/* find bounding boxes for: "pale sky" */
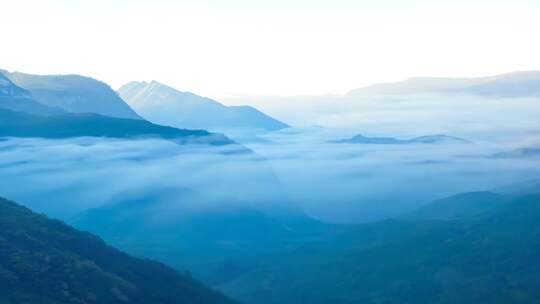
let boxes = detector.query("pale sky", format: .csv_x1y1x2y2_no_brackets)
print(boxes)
1,0,539,98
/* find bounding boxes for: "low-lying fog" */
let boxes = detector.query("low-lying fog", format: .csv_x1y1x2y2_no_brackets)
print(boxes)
1,93,539,223
1,96,539,223
225,94,540,139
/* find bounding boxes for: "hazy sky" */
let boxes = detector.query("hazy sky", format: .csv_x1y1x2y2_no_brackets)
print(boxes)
1,0,539,97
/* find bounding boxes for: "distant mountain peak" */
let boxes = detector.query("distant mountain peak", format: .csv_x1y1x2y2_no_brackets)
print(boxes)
0,71,30,98
347,70,540,97
0,70,64,115
333,133,470,145
3,70,142,119
118,81,289,132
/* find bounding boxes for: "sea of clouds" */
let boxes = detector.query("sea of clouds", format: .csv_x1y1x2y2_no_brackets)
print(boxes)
1,93,539,223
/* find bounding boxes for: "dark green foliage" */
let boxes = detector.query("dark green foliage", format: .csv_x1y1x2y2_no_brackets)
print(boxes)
404,191,506,220
0,108,233,145
70,198,335,284
0,197,234,304
68,190,540,304
215,195,540,304
0,97,64,115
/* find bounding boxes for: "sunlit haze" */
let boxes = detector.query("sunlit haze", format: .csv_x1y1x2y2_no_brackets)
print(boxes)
1,0,540,98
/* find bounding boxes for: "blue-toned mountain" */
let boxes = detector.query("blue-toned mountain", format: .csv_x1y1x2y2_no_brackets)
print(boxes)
3,70,141,119
0,196,234,304
118,81,288,132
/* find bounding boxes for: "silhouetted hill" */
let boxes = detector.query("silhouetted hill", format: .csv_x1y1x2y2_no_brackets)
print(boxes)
70,194,333,283
405,191,506,220
333,134,469,144
185,194,540,304
0,196,234,304
0,108,234,145
495,178,540,196
493,147,540,159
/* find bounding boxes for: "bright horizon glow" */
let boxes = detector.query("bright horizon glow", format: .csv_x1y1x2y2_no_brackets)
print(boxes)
1,0,540,99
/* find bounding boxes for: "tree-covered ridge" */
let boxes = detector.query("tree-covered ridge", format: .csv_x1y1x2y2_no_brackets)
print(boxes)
0,108,234,145
214,195,540,304
0,197,234,304
70,190,540,304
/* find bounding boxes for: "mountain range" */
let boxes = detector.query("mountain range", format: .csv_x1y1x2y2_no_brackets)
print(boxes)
214,193,540,304
118,81,289,132
1,70,141,119
0,196,234,304
333,134,470,144
404,191,506,220
347,71,540,98
2,69,291,134
0,72,63,115
70,196,332,276
0,70,239,146
2,66,540,304
68,186,540,304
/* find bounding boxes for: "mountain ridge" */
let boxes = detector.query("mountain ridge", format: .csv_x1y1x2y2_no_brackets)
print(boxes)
0,72,64,115
332,134,470,144
0,196,234,304
118,80,289,132
0,108,236,146
212,194,540,304
347,71,540,97
2,70,142,119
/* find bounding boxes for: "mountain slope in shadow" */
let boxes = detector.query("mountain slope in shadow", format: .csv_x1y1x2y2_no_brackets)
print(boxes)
0,108,235,146
0,196,234,304
215,194,540,304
